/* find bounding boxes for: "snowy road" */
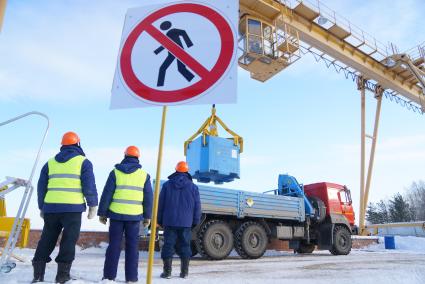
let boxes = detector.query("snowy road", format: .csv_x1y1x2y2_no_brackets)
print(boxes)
2,237,425,283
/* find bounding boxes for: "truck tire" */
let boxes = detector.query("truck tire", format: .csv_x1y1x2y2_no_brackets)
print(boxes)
295,242,315,254
330,226,352,255
197,220,233,260
308,196,326,223
234,221,268,259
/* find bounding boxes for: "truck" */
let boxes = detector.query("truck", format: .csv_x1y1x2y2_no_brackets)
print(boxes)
189,174,356,260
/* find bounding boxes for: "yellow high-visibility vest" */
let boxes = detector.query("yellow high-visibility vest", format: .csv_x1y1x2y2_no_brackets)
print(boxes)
109,169,147,215
44,155,86,204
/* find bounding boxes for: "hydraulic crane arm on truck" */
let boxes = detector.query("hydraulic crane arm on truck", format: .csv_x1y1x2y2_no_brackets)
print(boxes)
189,174,355,260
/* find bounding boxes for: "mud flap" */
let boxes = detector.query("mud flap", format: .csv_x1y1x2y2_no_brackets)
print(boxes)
317,223,334,250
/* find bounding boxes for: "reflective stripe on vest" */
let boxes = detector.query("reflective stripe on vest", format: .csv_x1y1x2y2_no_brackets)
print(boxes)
109,168,147,215
44,155,86,205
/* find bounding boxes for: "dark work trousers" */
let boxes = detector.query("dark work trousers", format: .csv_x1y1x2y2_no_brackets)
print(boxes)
32,212,82,264
103,220,140,282
161,226,192,259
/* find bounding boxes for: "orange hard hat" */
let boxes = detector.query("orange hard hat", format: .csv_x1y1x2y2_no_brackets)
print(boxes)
61,131,80,146
125,146,140,158
175,161,189,173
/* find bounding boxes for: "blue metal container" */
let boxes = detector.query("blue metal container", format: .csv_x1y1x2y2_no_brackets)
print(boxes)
186,135,240,184
384,235,396,249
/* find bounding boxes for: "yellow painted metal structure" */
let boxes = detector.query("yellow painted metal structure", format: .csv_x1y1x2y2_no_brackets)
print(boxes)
0,218,30,248
365,222,425,236
0,197,6,217
0,198,31,249
238,0,425,235
0,0,6,32
239,0,424,109
0,197,28,263
238,15,301,81
184,105,243,155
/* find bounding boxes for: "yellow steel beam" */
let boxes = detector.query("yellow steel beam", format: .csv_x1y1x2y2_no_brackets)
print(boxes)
0,0,6,32
0,198,6,217
358,77,367,234
363,92,383,219
366,222,425,229
240,0,424,108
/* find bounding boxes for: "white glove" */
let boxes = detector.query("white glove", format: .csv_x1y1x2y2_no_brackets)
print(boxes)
87,206,97,219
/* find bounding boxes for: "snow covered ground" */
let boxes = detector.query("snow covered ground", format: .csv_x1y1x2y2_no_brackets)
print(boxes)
1,236,425,284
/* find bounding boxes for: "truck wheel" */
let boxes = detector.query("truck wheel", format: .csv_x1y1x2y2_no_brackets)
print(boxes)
295,242,315,254
330,226,352,255
235,221,268,259
197,220,233,260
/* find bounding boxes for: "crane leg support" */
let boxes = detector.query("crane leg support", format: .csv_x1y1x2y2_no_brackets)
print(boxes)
358,77,384,235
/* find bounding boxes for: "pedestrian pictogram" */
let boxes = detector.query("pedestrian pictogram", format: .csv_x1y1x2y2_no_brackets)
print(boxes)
154,21,195,87
111,1,238,108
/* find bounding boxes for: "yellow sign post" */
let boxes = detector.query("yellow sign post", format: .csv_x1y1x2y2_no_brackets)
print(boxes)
146,106,167,284
0,0,6,32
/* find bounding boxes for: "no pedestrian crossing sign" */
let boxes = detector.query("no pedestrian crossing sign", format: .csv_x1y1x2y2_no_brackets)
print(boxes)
111,0,238,108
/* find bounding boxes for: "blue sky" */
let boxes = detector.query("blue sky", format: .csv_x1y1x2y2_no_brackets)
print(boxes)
1,0,424,230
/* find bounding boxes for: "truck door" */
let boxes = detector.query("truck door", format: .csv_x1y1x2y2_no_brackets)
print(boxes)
338,188,355,225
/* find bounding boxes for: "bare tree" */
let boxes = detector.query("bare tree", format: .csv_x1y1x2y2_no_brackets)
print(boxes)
405,181,425,221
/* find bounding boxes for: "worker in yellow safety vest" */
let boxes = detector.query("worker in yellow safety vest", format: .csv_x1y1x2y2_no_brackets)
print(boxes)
98,146,153,283
32,131,98,284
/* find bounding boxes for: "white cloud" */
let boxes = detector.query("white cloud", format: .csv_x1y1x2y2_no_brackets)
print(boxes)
327,133,425,206
0,1,127,103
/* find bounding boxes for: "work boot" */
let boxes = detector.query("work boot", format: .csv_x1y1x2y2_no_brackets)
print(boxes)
180,258,189,278
31,261,46,283
55,262,72,284
160,258,172,279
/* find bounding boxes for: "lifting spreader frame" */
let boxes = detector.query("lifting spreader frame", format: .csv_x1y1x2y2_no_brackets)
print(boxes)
184,105,243,155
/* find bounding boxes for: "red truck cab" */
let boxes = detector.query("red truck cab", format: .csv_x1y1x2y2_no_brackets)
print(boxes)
304,182,356,229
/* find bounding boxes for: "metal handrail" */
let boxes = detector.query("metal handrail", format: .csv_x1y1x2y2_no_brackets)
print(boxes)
0,111,50,272
279,0,393,61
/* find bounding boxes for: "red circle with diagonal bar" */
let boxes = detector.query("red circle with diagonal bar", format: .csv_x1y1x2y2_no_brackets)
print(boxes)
120,3,235,103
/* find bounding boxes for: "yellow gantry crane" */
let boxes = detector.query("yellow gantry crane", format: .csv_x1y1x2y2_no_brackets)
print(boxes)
238,0,425,235
0,0,6,32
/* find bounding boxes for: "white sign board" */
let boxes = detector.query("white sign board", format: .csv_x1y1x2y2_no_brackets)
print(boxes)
111,0,238,108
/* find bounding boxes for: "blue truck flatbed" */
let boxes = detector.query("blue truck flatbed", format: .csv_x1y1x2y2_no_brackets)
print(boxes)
197,183,306,222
